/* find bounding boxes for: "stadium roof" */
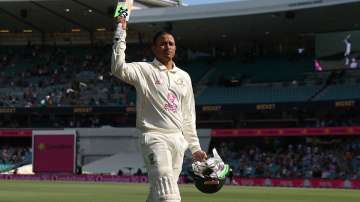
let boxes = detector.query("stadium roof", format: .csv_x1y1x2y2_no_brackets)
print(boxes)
0,0,359,46
0,0,181,33
132,0,360,23
132,0,360,47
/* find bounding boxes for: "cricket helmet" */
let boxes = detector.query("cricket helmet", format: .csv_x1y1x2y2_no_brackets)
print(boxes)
191,148,230,194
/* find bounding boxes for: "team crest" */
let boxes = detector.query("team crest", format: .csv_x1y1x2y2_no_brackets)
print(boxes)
175,79,185,86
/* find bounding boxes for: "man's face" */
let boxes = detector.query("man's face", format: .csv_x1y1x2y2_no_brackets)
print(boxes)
152,34,176,63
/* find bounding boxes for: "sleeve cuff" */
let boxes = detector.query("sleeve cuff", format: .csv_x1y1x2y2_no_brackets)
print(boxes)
190,144,202,154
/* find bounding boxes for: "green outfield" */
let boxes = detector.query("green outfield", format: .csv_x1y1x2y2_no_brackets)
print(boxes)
0,180,360,202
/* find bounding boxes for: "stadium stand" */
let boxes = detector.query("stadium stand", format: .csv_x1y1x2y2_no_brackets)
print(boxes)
196,85,319,105
0,146,32,173
0,44,137,107
314,84,360,101
211,136,360,180
1,45,358,108
206,56,313,84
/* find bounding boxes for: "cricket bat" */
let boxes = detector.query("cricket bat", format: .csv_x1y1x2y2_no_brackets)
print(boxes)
114,0,133,21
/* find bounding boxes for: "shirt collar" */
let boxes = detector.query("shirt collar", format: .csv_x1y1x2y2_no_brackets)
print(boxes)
153,58,178,73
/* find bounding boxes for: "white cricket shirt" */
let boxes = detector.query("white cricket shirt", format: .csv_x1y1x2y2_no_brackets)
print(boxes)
111,31,202,154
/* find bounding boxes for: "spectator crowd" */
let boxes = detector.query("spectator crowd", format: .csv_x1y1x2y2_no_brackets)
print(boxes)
0,145,31,169
213,137,360,180
0,44,135,107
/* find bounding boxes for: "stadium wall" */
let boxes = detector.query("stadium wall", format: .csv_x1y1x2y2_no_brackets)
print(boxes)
77,127,211,173
76,127,210,161
0,128,211,174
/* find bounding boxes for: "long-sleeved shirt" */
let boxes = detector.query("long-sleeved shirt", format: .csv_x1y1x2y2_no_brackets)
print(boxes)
111,31,201,154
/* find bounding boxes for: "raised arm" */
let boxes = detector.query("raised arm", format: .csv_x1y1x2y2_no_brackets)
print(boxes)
111,17,144,86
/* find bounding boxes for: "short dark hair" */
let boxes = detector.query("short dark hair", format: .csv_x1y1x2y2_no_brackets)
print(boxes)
152,30,175,45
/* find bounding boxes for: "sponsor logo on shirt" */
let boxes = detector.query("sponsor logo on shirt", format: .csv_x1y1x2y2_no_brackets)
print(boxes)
164,92,178,113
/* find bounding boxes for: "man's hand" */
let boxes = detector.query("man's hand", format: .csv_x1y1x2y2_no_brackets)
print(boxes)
116,16,127,30
192,150,207,162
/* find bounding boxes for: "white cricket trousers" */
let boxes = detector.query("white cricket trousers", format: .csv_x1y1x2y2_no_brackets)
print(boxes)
139,131,188,202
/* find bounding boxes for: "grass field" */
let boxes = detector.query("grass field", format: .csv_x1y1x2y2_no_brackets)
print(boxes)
0,180,360,202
